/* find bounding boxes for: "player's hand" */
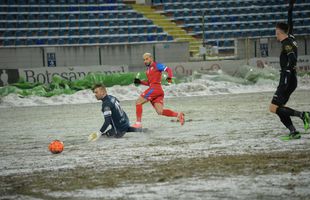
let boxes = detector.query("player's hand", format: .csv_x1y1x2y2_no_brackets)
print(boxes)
88,132,102,142
166,77,172,84
134,78,141,85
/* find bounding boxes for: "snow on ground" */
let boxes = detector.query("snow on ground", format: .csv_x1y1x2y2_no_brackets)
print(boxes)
1,90,310,199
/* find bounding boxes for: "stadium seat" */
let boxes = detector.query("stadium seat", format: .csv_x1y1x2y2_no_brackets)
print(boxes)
15,39,24,46
15,30,24,37
36,39,46,45
89,37,97,44
59,29,67,36
68,37,78,44
89,28,97,35
78,21,88,27
79,38,89,44
167,35,174,41
99,37,108,44
99,28,107,35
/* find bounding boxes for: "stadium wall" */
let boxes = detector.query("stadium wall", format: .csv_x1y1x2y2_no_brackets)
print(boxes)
0,42,189,69
237,36,310,59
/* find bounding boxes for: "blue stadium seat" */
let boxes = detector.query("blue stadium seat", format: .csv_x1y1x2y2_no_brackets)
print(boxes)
167,35,173,41
137,27,144,34
138,35,147,42
67,29,74,36
26,39,35,45
118,28,125,35
57,38,65,45
26,30,33,37
47,38,56,45
48,22,58,28
89,37,97,44
15,30,24,37
78,29,87,36
37,30,45,36
68,37,78,44
99,29,107,35
89,21,97,27
16,22,26,28
79,38,89,44
88,13,96,20
69,21,77,27
89,28,97,35
157,35,164,41
4,39,14,46
156,27,163,33
3,31,15,37
0,14,6,20
17,14,25,20
7,7,17,12
36,39,46,45
58,29,66,36
147,26,156,33
69,0,78,4
15,39,25,46
27,14,36,20
99,37,108,43
109,37,118,43
59,21,67,27
136,20,144,26
79,21,89,27
0,22,5,28
28,0,38,5
47,30,56,36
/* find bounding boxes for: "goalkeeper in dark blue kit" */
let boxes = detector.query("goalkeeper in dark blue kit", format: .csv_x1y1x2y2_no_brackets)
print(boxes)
88,84,140,141
269,0,309,139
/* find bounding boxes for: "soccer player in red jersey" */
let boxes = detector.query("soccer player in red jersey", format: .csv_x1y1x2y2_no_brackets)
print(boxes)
132,53,185,128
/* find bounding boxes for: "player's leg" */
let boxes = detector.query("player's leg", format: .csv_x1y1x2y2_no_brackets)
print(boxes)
274,75,309,130
127,126,142,132
270,84,300,138
153,102,185,125
132,95,148,128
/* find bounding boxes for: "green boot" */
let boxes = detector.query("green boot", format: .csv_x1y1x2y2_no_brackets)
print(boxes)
302,112,310,131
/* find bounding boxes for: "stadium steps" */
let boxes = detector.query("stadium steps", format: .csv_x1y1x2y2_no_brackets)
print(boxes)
130,3,200,57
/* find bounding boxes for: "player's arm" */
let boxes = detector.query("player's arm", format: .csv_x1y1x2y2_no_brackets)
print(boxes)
284,41,297,70
288,0,295,35
134,79,149,86
100,106,112,133
164,67,173,83
156,63,173,83
134,73,149,86
140,80,149,86
279,41,297,88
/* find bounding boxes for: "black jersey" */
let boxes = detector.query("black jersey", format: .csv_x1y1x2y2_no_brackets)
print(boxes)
100,95,129,133
280,35,298,72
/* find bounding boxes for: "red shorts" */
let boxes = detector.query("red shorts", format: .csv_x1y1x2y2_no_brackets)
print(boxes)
141,87,164,105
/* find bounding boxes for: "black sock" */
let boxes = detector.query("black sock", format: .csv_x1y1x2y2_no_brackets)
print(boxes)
276,107,302,118
287,125,297,133
276,111,296,132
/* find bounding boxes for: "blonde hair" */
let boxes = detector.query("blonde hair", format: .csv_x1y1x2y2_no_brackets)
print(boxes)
143,52,152,58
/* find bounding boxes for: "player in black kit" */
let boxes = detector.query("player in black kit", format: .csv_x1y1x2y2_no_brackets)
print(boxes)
269,0,309,139
88,84,141,141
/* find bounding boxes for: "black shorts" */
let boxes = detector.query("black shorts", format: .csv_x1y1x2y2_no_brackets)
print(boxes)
271,71,297,106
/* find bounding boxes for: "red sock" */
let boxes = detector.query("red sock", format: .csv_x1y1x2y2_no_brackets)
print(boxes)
162,109,178,117
136,104,143,122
